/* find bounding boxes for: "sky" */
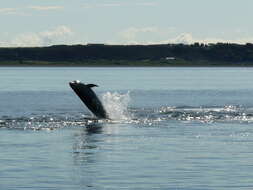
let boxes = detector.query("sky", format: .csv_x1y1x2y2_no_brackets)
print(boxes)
1,0,253,47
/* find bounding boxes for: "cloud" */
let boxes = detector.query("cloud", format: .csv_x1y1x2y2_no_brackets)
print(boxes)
12,34,42,47
119,27,253,45
0,5,63,15
169,33,195,44
39,26,73,45
0,8,19,15
163,33,231,44
5,26,74,47
120,27,194,44
83,1,157,8
28,6,64,11
41,26,72,38
119,27,175,43
166,33,253,45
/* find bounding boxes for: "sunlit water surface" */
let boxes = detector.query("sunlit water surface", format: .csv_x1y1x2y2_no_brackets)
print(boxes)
1,67,253,189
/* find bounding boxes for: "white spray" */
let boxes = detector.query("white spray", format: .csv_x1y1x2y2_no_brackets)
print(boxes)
101,91,131,121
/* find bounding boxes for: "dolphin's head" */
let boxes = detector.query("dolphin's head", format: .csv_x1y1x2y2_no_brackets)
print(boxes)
69,80,81,85
69,80,84,90
69,80,99,90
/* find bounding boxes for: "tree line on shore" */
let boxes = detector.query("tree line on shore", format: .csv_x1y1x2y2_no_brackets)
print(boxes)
0,43,253,64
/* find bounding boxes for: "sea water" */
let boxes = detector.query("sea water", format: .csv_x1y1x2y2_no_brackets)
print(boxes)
1,67,253,189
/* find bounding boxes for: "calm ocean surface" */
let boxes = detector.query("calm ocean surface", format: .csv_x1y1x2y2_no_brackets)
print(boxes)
1,67,253,190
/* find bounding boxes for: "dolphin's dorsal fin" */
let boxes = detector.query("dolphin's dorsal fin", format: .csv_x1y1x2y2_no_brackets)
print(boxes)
86,84,99,88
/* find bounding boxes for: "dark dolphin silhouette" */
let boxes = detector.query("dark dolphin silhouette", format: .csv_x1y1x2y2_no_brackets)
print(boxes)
69,80,108,119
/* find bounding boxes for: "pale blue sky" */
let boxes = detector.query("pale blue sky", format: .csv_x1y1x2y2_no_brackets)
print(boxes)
1,0,253,46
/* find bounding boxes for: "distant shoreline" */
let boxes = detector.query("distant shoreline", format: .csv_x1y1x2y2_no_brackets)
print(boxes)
1,43,253,67
0,60,253,67
1,65,253,67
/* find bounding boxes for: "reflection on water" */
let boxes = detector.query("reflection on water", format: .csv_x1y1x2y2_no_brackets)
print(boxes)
72,123,121,165
72,123,110,189
72,124,102,165
86,124,104,134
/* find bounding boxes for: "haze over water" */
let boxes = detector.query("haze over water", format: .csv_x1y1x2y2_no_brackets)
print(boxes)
1,67,253,189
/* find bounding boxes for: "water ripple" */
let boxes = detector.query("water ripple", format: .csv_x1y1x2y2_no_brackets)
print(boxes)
1,105,253,130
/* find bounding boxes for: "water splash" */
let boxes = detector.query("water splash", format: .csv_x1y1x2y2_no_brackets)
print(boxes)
101,91,131,121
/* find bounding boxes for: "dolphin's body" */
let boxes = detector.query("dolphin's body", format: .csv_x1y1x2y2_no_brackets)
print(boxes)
69,80,108,119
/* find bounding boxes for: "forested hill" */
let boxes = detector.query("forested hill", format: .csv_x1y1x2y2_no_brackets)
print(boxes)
1,43,253,65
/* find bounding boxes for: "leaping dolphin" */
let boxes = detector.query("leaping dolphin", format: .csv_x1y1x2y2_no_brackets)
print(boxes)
69,80,108,119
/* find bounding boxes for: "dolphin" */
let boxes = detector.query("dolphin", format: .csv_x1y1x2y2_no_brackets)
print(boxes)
69,80,108,119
